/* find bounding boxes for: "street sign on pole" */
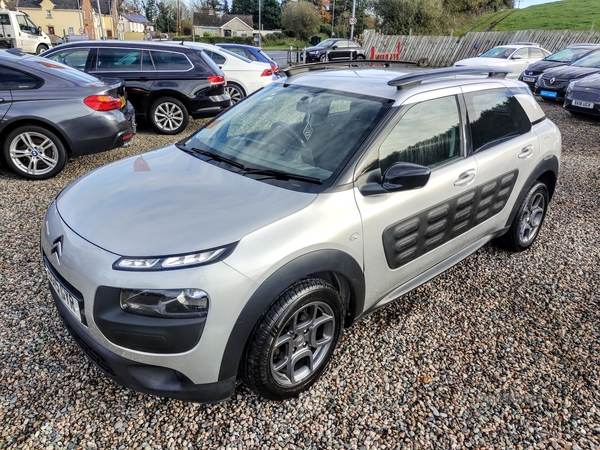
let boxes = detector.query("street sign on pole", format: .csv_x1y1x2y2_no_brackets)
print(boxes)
349,17,357,26
79,27,85,35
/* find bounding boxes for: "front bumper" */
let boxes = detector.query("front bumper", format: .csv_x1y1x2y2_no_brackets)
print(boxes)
564,92,600,116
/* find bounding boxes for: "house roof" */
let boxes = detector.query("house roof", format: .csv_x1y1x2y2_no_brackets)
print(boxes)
193,13,253,29
17,0,113,14
120,12,149,24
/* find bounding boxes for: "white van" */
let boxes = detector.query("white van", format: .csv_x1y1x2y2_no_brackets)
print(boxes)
0,9,52,54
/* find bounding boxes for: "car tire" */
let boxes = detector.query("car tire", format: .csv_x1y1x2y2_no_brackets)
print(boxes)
241,278,344,400
148,97,188,135
3,125,67,180
225,83,245,104
36,44,48,55
497,181,549,252
355,55,365,60
319,54,327,63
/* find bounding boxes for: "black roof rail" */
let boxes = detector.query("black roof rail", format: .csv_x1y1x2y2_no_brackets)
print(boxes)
283,60,416,78
387,67,511,89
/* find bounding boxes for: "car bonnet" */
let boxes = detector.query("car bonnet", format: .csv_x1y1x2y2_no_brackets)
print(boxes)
55,145,317,256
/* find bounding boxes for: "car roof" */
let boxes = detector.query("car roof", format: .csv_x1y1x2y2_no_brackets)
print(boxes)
44,40,199,52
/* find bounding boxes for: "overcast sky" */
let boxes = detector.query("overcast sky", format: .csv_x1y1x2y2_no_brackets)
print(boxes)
515,0,562,8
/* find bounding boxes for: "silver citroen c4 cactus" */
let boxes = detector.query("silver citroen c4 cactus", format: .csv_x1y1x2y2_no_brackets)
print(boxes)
41,64,561,403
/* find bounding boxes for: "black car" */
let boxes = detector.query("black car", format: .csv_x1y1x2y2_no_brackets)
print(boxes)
563,73,600,116
303,38,366,63
534,49,600,101
0,49,133,180
42,41,231,134
519,43,600,90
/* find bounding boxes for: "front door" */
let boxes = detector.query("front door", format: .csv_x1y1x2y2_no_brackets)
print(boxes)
15,14,40,54
355,88,477,310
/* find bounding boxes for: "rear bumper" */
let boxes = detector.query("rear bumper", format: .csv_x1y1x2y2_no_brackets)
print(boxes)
68,110,134,157
50,280,236,403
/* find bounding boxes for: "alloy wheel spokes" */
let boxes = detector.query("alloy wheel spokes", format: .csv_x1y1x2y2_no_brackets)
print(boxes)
10,131,58,175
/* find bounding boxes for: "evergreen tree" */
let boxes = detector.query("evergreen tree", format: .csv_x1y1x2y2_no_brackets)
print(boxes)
253,0,282,30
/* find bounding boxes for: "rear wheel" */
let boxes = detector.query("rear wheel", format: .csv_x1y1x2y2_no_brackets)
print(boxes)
242,279,344,400
497,181,549,252
225,83,245,104
3,125,67,180
148,97,188,134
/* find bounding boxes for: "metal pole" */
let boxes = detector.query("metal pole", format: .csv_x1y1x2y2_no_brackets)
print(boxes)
349,0,356,40
331,0,335,37
258,0,261,47
96,0,105,39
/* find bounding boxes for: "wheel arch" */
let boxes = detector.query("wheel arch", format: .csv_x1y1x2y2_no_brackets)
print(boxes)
503,155,559,230
218,249,365,382
0,118,73,155
145,90,193,115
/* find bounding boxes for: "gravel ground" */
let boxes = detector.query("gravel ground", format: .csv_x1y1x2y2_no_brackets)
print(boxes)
0,102,599,449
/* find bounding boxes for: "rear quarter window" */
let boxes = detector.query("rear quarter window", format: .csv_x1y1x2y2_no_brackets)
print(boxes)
0,66,40,89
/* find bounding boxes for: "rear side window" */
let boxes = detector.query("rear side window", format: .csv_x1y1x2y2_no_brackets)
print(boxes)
206,51,226,65
96,48,150,71
464,88,531,153
151,50,192,70
0,67,40,89
530,48,546,58
379,95,462,173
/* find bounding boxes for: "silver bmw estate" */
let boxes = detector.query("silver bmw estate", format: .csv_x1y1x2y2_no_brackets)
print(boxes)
42,64,561,402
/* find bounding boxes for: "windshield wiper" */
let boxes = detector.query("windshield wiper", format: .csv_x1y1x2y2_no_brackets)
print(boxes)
242,168,323,185
177,144,246,170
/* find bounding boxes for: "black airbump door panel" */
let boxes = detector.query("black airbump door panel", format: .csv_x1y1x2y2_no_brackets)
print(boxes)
382,170,518,269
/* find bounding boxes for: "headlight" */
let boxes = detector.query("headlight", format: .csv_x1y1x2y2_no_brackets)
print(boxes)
120,288,209,318
566,81,576,93
113,245,234,271
310,51,319,54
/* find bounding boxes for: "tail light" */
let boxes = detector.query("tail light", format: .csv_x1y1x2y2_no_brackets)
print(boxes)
84,95,124,111
272,65,279,73
260,68,273,77
208,75,226,85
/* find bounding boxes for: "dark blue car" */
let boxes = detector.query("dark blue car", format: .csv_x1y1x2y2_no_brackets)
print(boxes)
216,43,279,74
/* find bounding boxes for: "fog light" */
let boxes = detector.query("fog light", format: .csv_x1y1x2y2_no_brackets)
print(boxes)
120,288,209,318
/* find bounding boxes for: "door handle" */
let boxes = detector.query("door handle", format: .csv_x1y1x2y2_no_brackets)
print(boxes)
519,145,534,159
454,169,476,187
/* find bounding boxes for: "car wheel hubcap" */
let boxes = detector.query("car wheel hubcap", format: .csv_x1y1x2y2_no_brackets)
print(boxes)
270,301,335,386
519,192,545,244
9,131,58,176
225,86,242,103
154,102,184,132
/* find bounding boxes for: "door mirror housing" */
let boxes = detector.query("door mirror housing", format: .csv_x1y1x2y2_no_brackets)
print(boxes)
332,45,338,50
359,162,431,196
511,54,522,60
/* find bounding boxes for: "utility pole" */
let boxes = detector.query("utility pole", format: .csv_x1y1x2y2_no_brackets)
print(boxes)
177,0,180,36
258,0,261,47
331,0,335,37
96,0,105,39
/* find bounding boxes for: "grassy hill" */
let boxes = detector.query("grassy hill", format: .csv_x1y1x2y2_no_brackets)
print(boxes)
458,0,600,34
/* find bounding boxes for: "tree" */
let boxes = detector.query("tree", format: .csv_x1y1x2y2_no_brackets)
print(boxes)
282,0,321,40
254,0,282,30
372,0,447,35
154,0,177,33
232,0,254,15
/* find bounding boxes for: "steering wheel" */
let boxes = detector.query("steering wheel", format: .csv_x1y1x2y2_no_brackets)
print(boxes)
270,122,306,148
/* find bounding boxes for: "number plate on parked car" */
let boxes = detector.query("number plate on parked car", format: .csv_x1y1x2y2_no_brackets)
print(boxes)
45,265,82,322
523,76,536,83
572,99,594,109
540,90,557,98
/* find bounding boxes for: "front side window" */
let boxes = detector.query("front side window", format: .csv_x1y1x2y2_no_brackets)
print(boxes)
464,88,531,153
480,47,514,59
379,95,462,174
16,15,38,34
513,48,529,59
45,48,90,71
178,84,389,192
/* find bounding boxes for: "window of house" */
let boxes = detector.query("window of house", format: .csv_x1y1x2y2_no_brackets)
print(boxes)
68,27,74,34
379,95,462,173
45,10,52,18
464,88,531,153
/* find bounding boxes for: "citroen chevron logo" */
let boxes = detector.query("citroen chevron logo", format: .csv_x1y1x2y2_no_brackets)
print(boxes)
51,236,64,265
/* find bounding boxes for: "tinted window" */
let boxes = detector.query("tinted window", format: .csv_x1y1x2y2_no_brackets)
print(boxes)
207,51,226,65
464,88,531,153
151,50,192,70
380,96,462,173
0,67,39,89
96,48,144,71
45,48,90,70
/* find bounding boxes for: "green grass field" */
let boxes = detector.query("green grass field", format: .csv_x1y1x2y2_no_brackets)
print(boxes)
469,0,600,32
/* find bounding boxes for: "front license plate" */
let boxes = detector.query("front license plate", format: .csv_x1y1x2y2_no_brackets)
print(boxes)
572,99,594,109
540,90,557,98
45,265,82,322
523,76,536,83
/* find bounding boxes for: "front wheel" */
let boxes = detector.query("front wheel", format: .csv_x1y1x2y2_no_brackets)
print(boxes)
36,44,48,55
242,279,344,400
496,181,549,252
3,125,67,180
148,97,188,134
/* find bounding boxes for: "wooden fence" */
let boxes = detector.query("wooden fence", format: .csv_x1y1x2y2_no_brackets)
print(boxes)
362,29,600,67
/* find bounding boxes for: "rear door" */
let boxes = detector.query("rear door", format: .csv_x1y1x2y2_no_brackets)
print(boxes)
355,88,476,309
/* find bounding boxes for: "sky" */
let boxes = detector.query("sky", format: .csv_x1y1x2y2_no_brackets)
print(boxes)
515,0,562,8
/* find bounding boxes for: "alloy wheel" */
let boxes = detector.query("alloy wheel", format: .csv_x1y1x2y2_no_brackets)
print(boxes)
9,131,59,177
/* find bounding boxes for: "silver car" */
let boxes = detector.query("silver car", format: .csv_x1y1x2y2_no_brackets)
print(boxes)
41,64,561,402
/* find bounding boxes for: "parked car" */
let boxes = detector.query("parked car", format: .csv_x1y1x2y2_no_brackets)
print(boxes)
303,38,366,62
454,44,551,79
42,40,230,134
519,43,600,89
563,73,600,116
180,42,276,104
0,49,133,180
216,43,279,74
534,50,600,101
42,63,561,403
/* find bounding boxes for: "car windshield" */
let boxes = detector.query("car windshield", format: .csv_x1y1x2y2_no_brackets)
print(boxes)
571,52,600,68
479,47,515,59
178,83,390,192
545,47,595,63
315,39,337,48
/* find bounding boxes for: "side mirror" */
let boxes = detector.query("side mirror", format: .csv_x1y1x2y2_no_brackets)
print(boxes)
512,55,522,60
332,45,338,50
37,26,42,35
359,162,431,196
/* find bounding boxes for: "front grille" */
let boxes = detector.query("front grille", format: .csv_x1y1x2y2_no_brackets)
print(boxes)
63,319,117,376
541,77,567,86
571,91,600,102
